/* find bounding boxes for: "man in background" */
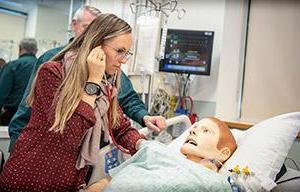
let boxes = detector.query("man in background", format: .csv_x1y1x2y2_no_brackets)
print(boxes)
0,58,6,77
8,6,165,151
0,58,6,69
0,38,37,125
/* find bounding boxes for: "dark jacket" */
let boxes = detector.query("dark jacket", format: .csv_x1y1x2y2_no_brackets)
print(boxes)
8,46,148,151
0,53,37,110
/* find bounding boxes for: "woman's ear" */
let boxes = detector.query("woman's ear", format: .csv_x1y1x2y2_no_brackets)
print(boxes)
220,147,231,161
71,19,77,32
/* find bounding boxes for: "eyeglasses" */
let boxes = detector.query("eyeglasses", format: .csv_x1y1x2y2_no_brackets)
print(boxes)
104,44,133,61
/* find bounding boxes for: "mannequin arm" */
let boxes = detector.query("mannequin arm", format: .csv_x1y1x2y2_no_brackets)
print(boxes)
85,176,111,192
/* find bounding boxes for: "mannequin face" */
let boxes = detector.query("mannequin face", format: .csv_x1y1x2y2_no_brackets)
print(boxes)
180,118,230,163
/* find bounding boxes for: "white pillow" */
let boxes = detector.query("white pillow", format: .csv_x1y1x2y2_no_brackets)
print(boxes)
219,112,300,191
230,128,245,143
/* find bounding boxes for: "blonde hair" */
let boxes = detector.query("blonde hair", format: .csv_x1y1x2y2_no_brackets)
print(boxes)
27,13,132,134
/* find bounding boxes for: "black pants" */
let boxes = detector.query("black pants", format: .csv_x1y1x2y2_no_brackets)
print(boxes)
0,108,17,126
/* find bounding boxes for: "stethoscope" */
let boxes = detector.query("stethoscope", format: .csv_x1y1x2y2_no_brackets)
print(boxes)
102,72,130,154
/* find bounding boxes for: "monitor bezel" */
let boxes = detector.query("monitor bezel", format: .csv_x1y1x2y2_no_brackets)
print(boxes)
159,28,214,76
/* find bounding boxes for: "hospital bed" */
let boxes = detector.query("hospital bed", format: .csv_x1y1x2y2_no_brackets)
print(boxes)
88,113,300,191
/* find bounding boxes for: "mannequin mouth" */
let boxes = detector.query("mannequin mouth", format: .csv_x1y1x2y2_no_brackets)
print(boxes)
185,138,197,146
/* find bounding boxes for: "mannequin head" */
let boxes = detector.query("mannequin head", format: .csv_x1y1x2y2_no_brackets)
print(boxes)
180,117,237,167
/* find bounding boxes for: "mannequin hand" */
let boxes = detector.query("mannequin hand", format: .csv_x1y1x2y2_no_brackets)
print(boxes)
85,177,111,192
143,115,166,132
135,138,147,150
87,46,106,83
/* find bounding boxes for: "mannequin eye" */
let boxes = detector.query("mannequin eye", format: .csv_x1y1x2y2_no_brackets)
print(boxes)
203,128,210,133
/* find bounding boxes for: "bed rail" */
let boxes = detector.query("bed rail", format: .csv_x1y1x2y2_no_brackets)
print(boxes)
139,115,192,137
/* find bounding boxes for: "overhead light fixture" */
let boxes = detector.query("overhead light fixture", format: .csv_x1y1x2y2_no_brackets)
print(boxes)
130,0,185,20
0,0,22,8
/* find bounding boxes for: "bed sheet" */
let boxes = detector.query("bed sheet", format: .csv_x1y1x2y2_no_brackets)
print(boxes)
104,141,232,192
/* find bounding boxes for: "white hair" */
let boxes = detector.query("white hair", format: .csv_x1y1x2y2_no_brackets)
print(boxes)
73,6,101,21
19,38,37,54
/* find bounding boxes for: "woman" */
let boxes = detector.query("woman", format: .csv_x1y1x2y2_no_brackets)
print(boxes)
0,13,145,191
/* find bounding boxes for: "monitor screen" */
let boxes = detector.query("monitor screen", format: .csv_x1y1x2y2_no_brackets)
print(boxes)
159,29,214,75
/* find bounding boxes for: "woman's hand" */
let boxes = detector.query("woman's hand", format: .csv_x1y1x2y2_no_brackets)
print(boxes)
87,46,106,83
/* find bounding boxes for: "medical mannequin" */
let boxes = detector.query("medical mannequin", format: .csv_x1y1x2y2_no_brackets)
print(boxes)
181,117,237,172
86,117,237,192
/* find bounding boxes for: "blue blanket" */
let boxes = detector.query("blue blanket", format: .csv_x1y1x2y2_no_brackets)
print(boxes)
104,141,231,192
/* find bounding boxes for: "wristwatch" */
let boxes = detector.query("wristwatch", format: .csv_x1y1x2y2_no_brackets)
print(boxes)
84,82,102,96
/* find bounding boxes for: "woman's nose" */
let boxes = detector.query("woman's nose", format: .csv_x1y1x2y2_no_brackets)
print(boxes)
119,58,128,64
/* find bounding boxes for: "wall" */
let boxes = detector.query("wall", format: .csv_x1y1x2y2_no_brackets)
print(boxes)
24,5,38,38
34,4,69,55
0,11,26,40
89,0,123,16
158,0,225,103
241,0,300,122
0,0,71,58
215,0,249,121
0,10,26,61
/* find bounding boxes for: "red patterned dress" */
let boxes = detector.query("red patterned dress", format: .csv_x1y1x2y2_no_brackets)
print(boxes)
0,61,142,191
